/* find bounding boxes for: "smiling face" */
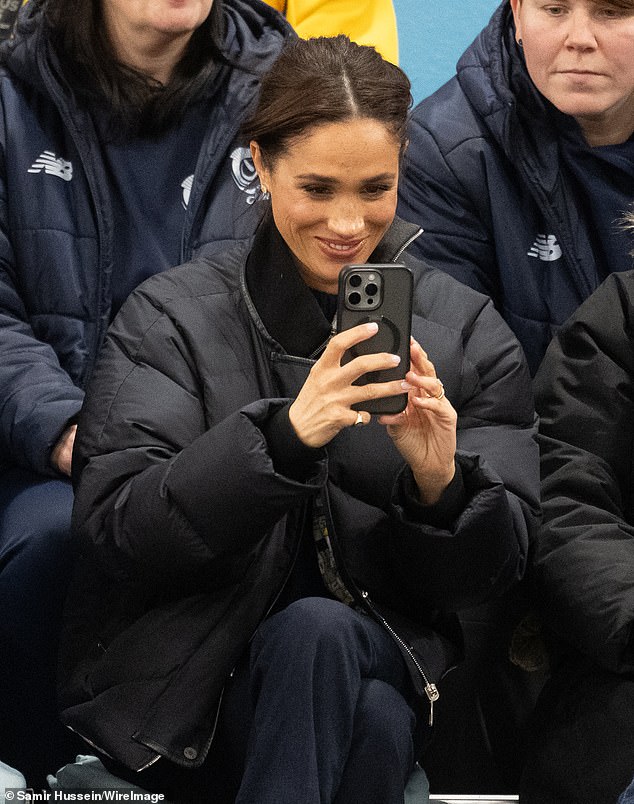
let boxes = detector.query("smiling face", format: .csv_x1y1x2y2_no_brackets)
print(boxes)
510,0,634,144
251,118,400,294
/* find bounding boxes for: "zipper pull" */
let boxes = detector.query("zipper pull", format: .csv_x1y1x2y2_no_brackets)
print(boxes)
425,682,440,726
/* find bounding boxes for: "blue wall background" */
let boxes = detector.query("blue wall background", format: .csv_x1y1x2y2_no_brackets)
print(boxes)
394,0,501,104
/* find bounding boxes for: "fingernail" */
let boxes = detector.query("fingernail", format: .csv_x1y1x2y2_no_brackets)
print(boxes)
390,354,401,365
401,381,414,390
366,322,379,333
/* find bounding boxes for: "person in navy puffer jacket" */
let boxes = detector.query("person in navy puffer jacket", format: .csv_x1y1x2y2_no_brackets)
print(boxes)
0,0,291,788
398,0,634,376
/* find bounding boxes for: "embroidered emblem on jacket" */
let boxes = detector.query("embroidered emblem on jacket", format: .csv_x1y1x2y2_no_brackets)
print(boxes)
230,147,265,205
527,234,562,262
28,151,73,182
181,174,194,209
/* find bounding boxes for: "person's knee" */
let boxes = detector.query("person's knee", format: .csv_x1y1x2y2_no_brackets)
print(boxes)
0,472,75,644
257,597,362,651
338,677,416,799
356,678,416,756
0,472,74,567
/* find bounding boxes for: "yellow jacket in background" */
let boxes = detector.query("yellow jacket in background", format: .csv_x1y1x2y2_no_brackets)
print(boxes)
263,0,399,64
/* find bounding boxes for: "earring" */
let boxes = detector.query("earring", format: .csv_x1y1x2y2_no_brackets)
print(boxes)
260,185,268,196
518,38,523,48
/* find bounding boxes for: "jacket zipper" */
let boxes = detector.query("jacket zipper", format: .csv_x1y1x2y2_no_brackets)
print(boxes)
308,319,337,360
360,590,440,726
319,490,440,727
393,228,424,262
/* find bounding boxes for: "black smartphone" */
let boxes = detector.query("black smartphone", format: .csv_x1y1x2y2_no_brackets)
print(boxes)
336,263,413,415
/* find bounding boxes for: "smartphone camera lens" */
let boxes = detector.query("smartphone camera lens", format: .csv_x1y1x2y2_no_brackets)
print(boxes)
349,274,362,288
348,292,362,306
365,283,378,297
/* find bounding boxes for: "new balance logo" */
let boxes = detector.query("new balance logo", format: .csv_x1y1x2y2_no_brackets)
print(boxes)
181,174,194,209
28,151,73,182
527,234,562,262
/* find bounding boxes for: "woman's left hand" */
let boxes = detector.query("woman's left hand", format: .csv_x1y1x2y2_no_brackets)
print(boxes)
380,338,457,505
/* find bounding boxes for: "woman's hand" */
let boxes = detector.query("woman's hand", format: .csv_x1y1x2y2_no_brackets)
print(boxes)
289,322,408,448
380,338,457,505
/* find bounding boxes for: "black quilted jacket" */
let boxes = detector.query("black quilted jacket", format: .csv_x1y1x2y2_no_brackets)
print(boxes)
59,216,539,771
534,270,634,675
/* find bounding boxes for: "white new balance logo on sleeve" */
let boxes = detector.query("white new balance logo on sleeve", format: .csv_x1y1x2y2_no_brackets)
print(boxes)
527,234,562,262
28,151,73,182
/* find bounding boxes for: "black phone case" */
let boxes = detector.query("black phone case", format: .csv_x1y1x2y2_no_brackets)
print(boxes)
336,264,413,415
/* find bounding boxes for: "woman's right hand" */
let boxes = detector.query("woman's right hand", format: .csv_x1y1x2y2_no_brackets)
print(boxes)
288,322,409,448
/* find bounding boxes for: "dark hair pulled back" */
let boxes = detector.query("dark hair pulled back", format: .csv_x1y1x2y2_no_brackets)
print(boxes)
242,35,412,167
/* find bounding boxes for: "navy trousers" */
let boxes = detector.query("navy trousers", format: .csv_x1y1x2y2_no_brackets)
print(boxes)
234,597,418,804
107,597,419,803
0,467,82,788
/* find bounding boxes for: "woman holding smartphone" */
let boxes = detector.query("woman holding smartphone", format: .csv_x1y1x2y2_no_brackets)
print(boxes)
59,36,539,803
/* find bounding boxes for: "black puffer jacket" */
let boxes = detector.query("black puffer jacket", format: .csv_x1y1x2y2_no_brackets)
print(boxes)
534,270,634,675
60,216,539,772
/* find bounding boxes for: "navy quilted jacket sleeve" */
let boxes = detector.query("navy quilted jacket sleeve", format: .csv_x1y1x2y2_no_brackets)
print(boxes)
0,78,85,476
